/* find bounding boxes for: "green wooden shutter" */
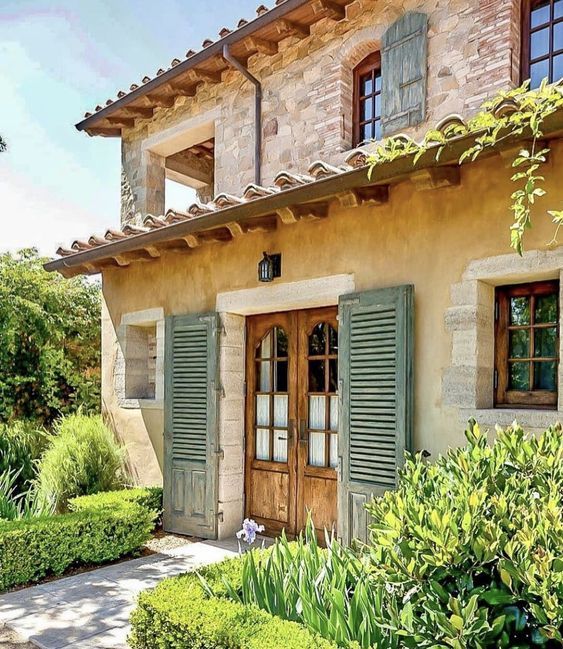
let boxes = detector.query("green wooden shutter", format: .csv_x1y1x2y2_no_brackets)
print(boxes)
381,12,428,136
338,285,414,545
163,313,219,538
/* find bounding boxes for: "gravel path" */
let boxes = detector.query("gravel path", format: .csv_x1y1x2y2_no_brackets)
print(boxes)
0,624,35,648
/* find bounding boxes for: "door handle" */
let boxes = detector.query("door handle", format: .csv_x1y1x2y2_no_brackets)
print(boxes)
299,419,307,444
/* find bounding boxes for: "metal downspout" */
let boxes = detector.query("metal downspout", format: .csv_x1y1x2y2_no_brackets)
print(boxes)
222,45,262,186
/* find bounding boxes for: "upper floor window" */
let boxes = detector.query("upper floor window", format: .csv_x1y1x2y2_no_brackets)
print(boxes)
353,52,382,146
523,0,563,88
495,280,559,408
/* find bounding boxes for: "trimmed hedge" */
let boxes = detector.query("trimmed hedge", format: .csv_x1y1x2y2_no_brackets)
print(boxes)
129,557,338,649
0,487,160,591
70,486,163,517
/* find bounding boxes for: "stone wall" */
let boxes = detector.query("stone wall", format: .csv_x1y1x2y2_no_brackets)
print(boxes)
120,0,522,222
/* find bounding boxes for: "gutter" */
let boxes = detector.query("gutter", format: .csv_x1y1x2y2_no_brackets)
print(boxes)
75,0,312,133
222,45,262,186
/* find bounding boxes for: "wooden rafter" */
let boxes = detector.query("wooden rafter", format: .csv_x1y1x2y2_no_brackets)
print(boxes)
244,36,278,55
275,18,310,38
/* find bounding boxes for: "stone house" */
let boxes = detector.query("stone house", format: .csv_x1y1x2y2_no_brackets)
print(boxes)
46,0,563,542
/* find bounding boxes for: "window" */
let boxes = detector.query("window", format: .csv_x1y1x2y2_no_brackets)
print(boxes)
115,308,165,408
124,324,157,400
523,0,563,88
495,281,559,408
353,52,382,146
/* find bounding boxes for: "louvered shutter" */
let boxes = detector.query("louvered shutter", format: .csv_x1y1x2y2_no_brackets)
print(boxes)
381,12,428,136
163,313,219,538
338,285,414,545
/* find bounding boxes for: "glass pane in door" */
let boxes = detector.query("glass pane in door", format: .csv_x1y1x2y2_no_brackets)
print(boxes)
254,326,289,463
306,323,338,468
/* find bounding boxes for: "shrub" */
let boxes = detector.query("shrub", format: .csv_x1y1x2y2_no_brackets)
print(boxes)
366,420,563,648
70,486,163,518
212,522,391,649
0,488,157,591
0,420,49,496
35,414,127,512
129,557,338,649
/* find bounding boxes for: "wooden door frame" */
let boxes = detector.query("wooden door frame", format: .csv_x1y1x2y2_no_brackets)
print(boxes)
244,307,338,538
244,311,298,537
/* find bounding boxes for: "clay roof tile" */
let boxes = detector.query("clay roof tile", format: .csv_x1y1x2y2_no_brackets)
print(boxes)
165,209,191,224
243,183,279,200
122,223,149,235
273,171,314,190
214,193,245,208
88,235,108,247
104,229,128,241
307,160,344,180
344,148,369,168
143,214,167,229
71,240,93,252
187,201,217,217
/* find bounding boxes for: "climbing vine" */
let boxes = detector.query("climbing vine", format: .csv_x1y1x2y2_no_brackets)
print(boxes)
367,80,563,255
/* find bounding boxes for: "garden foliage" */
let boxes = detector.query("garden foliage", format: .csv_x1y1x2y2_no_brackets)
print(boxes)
138,421,563,648
366,420,563,648
0,487,158,591
129,558,338,649
0,248,101,425
35,414,127,513
212,523,391,648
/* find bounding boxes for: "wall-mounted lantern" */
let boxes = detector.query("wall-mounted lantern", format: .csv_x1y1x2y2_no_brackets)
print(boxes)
258,252,281,283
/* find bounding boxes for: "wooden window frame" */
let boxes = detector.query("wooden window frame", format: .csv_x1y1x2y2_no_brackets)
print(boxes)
494,280,560,408
521,0,563,85
352,52,382,147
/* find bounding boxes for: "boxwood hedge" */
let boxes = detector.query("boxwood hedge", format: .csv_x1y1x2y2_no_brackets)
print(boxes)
129,556,339,649
0,487,162,591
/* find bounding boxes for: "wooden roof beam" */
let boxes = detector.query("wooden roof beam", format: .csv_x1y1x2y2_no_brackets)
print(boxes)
145,94,176,108
411,166,460,190
106,116,136,128
121,106,155,119
275,19,310,39
185,68,222,84
277,202,328,224
311,0,346,19
244,36,278,55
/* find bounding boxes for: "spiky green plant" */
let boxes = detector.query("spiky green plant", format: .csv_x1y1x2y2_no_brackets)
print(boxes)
207,520,394,649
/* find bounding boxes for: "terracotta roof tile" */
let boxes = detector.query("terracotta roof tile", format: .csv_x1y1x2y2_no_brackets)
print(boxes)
243,183,279,199
143,214,168,229
122,223,149,235
214,193,246,208
274,170,314,190
187,201,217,217
344,148,369,168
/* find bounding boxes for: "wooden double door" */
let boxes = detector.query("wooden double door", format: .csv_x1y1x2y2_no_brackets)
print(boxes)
245,307,339,538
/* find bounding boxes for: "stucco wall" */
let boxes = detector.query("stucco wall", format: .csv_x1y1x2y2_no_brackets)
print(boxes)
120,0,521,220
102,139,563,489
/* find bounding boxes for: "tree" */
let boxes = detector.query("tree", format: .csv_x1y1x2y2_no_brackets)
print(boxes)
0,249,101,425
0,135,6,152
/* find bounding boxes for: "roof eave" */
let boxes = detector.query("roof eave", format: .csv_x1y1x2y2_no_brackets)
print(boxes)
75,0,312,134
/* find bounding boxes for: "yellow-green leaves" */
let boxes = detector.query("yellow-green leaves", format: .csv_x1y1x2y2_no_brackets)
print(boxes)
366,80,563,256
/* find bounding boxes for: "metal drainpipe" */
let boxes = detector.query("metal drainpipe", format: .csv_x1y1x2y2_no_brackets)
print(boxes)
222,44,262,186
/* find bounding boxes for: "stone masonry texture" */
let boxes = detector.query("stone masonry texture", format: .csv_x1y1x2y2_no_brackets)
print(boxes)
120,0,522,223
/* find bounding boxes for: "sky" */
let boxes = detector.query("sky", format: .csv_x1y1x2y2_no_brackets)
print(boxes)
0,0,259,256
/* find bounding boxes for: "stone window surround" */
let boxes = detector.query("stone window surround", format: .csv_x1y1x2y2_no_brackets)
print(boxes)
215,273,355,538
115,307,165,410
443,247,563,430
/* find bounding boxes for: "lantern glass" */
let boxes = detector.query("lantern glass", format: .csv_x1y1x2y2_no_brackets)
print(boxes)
258,253,273,282
258,252,281,283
